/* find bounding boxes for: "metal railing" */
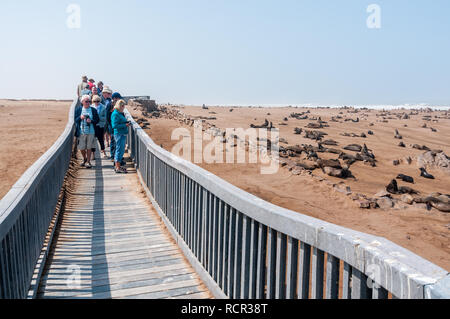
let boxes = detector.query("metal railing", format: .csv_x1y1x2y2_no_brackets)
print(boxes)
125,106,449,299
0,99,77,299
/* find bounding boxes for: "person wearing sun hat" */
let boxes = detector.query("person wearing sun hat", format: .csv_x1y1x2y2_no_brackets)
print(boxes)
101,86,112,103
102,86,113,149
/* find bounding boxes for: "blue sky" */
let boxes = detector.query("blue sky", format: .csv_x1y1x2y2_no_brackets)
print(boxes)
0,0,449,105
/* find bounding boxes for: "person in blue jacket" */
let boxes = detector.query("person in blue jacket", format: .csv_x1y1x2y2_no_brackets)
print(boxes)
111,99,130,173
107,92,123,160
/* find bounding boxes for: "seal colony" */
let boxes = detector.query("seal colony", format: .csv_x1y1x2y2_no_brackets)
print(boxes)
129,101,450,270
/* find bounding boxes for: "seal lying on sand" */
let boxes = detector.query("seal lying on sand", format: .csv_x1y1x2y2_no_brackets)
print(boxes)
251,119,274,129
322,166,353,179
420,167,435,179
413,144,430,151
386,179,418,194
317,159,342,169
321,139,339,146
304,130,327,141
414,195,450,212
396,174,414,183
343,144,362,152
294,127,303,135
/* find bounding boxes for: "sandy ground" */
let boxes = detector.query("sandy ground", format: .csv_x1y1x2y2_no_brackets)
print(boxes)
131,104,450,271
0,100,71,200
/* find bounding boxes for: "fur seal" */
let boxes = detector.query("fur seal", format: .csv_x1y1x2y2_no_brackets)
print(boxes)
396,174,414,183
420,167,435,179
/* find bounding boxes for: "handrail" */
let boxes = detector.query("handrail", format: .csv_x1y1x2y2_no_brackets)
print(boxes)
0,98,77,299
125,104,449,299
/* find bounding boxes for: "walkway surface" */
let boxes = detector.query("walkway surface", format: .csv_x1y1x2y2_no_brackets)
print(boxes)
38,150,211,299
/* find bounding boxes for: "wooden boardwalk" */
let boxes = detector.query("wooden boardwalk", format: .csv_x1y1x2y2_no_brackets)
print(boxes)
38,150,211,299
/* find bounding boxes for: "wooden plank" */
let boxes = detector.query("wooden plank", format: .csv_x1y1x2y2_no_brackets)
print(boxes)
126,285,207,299
166,291,212,299
49,242,174,258
48,245,178,263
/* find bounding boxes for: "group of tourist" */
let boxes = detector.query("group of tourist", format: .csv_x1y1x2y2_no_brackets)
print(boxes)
75,76,130,174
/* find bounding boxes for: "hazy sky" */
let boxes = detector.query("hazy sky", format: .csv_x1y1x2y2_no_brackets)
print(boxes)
0,0,449,105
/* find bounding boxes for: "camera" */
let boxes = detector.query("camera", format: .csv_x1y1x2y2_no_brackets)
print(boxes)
84,114,91,127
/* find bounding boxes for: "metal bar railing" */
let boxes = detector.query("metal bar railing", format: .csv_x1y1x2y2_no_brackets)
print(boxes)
0,99,77,299
125,104,449,299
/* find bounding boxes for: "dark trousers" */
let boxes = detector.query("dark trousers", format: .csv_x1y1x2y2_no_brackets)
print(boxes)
91,126,105,154
95,126,105,151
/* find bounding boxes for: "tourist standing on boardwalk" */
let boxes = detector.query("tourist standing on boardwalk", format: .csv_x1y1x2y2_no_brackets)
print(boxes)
111,99,130,174
88,78,95,90
107,92,123,160
97,81,104,95
75,95,100,168
91,95,107,159
102,87,113,148
77,76,88,98
91,86,98,98
80,83,92,98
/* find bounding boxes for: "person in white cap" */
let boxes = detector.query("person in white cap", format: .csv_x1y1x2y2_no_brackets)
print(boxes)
102,86,113,148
